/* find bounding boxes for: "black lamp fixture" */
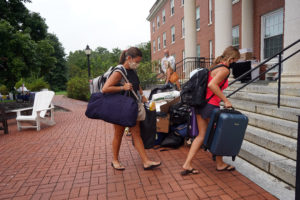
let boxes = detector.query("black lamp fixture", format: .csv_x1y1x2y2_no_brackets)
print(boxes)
85,45,91,78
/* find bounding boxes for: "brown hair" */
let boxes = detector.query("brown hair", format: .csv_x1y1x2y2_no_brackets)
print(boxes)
119,47,143,64
210,46,240,69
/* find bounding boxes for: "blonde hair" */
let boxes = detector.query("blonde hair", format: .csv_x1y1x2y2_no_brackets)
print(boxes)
210,46,240,69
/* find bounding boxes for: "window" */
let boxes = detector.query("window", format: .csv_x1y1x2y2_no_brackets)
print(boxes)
196,7,200,30
181,18,185,38
171,26,175,43
209,0,212,24
153,40,156,53
232,26,239,49
209,40,213,64
232,0,240,4
157,16,160,29
170,0,175,16
262,9,283,59
162,9,166,24
181,0,184,6
197,45,200,57
152,21,155,33
163,32,166,48
158,37,161,51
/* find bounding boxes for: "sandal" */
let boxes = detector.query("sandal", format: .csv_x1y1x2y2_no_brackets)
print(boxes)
144,162,161,170
111,162,125,170
216,164,235,171
180,168,199,176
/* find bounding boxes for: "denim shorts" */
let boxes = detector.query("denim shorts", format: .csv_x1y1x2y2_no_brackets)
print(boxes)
194,103,220,119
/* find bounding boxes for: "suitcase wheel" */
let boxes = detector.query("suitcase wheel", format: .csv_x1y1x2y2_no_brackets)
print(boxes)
232,156,236,161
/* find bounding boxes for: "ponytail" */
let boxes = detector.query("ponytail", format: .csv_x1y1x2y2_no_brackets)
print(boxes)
119,50,127,64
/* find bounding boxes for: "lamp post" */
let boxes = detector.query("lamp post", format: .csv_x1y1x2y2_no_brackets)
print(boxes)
85,45,91,78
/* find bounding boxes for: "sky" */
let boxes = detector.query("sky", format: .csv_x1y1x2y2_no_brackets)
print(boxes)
25,0,157,54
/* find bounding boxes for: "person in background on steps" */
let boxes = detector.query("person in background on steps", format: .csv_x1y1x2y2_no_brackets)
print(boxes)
181,46,240,176
102,47,161,171
161,49,181,90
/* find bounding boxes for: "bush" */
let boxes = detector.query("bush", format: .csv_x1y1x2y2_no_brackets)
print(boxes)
14,78,25,90
67,77,89,101
27,78,50,91
0,85,8,95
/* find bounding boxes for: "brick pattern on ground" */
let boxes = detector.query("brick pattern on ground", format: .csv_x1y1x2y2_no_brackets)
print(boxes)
0,95,278,200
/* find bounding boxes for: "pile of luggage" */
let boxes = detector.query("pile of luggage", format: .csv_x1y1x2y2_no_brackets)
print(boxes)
142,82,248,161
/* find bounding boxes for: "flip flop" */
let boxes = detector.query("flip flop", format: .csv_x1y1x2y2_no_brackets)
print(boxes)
216,164,235,171
111,162,125,170
144,162,161,170
180,168,199,176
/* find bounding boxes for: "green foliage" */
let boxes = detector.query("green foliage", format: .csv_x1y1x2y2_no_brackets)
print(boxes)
0,1,66,93
67,77,89,101
0,85,9,95
14,78,25,90
137,61,158,88
27,78,50,91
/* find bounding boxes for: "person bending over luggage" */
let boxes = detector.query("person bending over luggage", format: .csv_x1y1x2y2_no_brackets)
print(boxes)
102,47,161,171
181,46,240,175
165,62,181,91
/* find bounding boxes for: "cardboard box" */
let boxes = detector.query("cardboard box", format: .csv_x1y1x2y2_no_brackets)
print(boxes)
156,114,170,133
239,48,253,61
240,52,253,61
156,96,180,133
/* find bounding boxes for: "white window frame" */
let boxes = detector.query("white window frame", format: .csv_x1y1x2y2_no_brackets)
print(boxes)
209,0,212,25
232,25,240,49
209,40,213,64
158,37,161,51
153,40,156,53
181,0,184,6
181,18,185,38
157,16,160,29
260,8,283,60
171,26,175,44
152,21,155,33
162,9,166,24
197,45,201,57
196,7,200,31
170,0,175,16
163,32,166,48
232,0,240,4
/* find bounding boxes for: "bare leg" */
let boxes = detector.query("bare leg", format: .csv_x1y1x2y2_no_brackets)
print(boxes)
182,115,209,170
175,80,181,90
112,124,125,169
216,156,235,170
130,121,161,168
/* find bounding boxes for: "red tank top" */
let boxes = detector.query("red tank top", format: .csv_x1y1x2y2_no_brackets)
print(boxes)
206,72,229,106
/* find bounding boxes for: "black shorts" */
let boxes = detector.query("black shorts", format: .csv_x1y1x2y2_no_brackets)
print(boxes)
194,103,219,119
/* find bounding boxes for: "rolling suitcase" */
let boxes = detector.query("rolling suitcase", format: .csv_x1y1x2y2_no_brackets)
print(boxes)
203,108,248,161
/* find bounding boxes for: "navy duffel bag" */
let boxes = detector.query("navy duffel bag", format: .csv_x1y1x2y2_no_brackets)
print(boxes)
85,92,138,127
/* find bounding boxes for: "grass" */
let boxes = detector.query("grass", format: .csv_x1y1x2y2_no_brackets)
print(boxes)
55,91,67,95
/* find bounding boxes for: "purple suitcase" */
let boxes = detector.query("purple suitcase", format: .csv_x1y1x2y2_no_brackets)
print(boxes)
189,107,198,137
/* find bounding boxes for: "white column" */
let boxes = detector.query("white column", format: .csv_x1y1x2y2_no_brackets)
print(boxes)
282,0,300,84
215,0,232,57
241,0,253,49
184,0,196,58
184,0,197,77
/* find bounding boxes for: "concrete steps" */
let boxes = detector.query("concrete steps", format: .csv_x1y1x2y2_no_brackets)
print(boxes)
222,83,299,189
239,140,296,187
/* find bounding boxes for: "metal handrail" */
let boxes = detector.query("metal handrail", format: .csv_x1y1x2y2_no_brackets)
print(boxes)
226,39,300,108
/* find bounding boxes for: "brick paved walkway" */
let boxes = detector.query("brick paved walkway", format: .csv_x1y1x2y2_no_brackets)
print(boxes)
0,95,278,200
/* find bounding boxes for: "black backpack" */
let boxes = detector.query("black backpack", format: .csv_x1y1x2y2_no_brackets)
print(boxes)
169,102,190,126
180,64,229,107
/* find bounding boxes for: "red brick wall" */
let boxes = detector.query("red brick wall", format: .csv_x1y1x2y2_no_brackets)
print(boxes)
150,0,184,64
232,1,241,50
196,0,215,59
253,0,285,60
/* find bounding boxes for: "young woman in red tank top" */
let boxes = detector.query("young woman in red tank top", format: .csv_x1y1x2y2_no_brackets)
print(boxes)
181,46,240,175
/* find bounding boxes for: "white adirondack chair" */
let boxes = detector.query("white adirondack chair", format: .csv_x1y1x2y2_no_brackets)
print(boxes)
13,91,56,131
